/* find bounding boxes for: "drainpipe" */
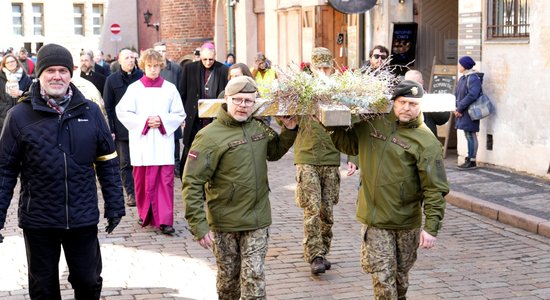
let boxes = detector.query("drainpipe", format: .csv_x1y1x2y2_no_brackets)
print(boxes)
227,1,235,55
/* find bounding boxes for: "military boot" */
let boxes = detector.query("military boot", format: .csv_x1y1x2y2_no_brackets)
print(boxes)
310,257,326,275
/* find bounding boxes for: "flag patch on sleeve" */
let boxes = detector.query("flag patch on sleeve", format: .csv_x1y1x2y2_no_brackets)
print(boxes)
188,151,199,160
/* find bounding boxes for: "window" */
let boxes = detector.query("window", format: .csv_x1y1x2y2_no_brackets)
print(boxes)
488,0,530,39
12,3,23,35
74,4,84,35
92,4,103,35
32,3,44,36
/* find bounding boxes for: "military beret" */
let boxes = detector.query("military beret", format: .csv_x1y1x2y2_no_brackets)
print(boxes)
391,80,424,100
225,76,257,96
311,47,333,68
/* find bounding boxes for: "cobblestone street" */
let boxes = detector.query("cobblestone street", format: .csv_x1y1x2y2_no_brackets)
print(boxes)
1,150,550,299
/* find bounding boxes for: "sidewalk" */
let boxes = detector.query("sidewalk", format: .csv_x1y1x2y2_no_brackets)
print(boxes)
443,149,550,238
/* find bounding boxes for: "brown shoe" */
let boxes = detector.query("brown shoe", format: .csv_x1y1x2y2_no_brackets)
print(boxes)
310,257,326,275
126,196,136,207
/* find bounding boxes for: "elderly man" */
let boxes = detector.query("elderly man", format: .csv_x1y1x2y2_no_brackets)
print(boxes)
104,48,144,207
80,49,106,97
328,80,449,299
182,77,297,299
178,42,229,176
0,43,125,299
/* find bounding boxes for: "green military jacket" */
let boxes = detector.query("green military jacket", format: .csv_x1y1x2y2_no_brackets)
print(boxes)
182,105,298,240
329,113,449,236
294,117,340,165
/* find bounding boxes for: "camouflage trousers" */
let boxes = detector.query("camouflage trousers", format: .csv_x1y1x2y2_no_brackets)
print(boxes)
295,164,340,263
360,225,420,300
212,227,269,300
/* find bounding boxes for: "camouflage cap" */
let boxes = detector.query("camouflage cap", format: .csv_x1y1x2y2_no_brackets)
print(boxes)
225,76,258,96
311,47,333,68
391,80,424,100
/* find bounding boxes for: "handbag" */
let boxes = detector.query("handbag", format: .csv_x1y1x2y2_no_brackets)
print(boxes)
466,75,495,120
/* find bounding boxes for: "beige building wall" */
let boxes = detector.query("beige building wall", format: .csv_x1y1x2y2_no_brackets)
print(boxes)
1,0,137,62
458,0,550,178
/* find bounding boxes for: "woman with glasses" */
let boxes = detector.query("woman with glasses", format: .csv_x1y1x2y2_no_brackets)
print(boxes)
0,53,32,132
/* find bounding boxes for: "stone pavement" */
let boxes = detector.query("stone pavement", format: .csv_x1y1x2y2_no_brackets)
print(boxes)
0,148,549,299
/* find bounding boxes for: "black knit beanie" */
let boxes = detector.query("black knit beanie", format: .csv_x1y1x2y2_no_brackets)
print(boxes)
36,44,74,77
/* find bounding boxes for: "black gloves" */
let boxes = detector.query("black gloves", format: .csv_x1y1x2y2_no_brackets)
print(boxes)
105,217,121,234
0,232,3,243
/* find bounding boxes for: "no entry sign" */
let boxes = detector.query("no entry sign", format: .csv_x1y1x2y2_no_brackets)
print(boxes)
110,23,121,35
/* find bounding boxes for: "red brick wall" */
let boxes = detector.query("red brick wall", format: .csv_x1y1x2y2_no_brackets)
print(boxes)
160,0,217,62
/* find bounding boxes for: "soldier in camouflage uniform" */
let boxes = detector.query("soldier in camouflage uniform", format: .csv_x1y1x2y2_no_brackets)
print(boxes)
182,76,298,299
329,80,449,299
294,47,357,275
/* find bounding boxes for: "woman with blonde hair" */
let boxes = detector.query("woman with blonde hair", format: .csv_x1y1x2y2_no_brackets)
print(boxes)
116,48,186,234
0,53,32,132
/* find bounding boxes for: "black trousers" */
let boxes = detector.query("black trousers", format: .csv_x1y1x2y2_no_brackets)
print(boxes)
115,140,135,199
23,226,103,300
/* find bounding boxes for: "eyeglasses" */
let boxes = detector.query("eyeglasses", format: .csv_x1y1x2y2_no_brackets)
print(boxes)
372,54,388,60
201,58,215,62
5,60,17,64
231,97,256,107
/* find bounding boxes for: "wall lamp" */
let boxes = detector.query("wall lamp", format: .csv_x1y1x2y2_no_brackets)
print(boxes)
143,10,159,31
399,0,405,3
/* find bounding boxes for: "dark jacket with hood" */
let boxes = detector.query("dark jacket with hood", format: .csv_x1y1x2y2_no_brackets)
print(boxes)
0,82,125,230
455,70,484,132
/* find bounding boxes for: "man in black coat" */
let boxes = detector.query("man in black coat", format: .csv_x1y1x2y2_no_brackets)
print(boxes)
154,42,185,176
103,48,143,207
80,49,106,97
179,43,229,176
0,43,125,299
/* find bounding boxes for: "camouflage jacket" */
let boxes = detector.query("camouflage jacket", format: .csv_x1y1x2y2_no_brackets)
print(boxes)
329,113,449,236
182,105,297,239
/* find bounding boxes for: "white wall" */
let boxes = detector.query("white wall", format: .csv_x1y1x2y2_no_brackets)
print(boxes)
467,0,550,178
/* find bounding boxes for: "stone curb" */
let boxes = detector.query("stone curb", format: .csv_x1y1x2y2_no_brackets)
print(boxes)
446,191,550,238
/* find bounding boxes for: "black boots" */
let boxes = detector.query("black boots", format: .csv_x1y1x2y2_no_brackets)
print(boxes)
458,157,477,170
310,257,325,275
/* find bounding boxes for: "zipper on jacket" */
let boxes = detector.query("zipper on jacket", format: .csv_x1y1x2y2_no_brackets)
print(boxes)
371,123,396,222
64,153,69,229
242,123,260,227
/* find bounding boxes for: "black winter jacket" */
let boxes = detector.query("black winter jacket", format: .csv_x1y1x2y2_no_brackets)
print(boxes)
0,82,125,230
103,68,143,140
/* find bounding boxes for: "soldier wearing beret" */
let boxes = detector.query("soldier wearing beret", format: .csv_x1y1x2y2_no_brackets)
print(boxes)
328,80,449,299
182,76,298,299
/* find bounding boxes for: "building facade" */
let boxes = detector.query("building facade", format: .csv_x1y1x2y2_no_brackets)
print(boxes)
1,0,138,62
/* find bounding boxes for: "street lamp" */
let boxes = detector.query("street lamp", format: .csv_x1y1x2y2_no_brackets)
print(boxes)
143,9,159,31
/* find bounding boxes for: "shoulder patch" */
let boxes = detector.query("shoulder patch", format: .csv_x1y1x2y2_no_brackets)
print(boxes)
188,150,199,160
369,130,387,141
391,137,411,149
228,139,247,148
251,132,266,141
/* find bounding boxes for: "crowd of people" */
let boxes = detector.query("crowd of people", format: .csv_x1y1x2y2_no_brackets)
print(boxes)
0,41,489,299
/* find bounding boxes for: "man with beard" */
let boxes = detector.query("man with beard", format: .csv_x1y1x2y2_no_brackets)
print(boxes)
178,42,229,177
80,49,106,97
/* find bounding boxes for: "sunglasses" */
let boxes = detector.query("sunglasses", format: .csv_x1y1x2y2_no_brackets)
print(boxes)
372,54,388,60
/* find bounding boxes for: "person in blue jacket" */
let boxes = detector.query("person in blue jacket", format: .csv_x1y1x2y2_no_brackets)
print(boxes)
454,56,484,169
0,43,125,299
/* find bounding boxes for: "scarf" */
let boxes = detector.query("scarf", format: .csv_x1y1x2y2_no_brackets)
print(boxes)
2,67,23,82
40,85,73,115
